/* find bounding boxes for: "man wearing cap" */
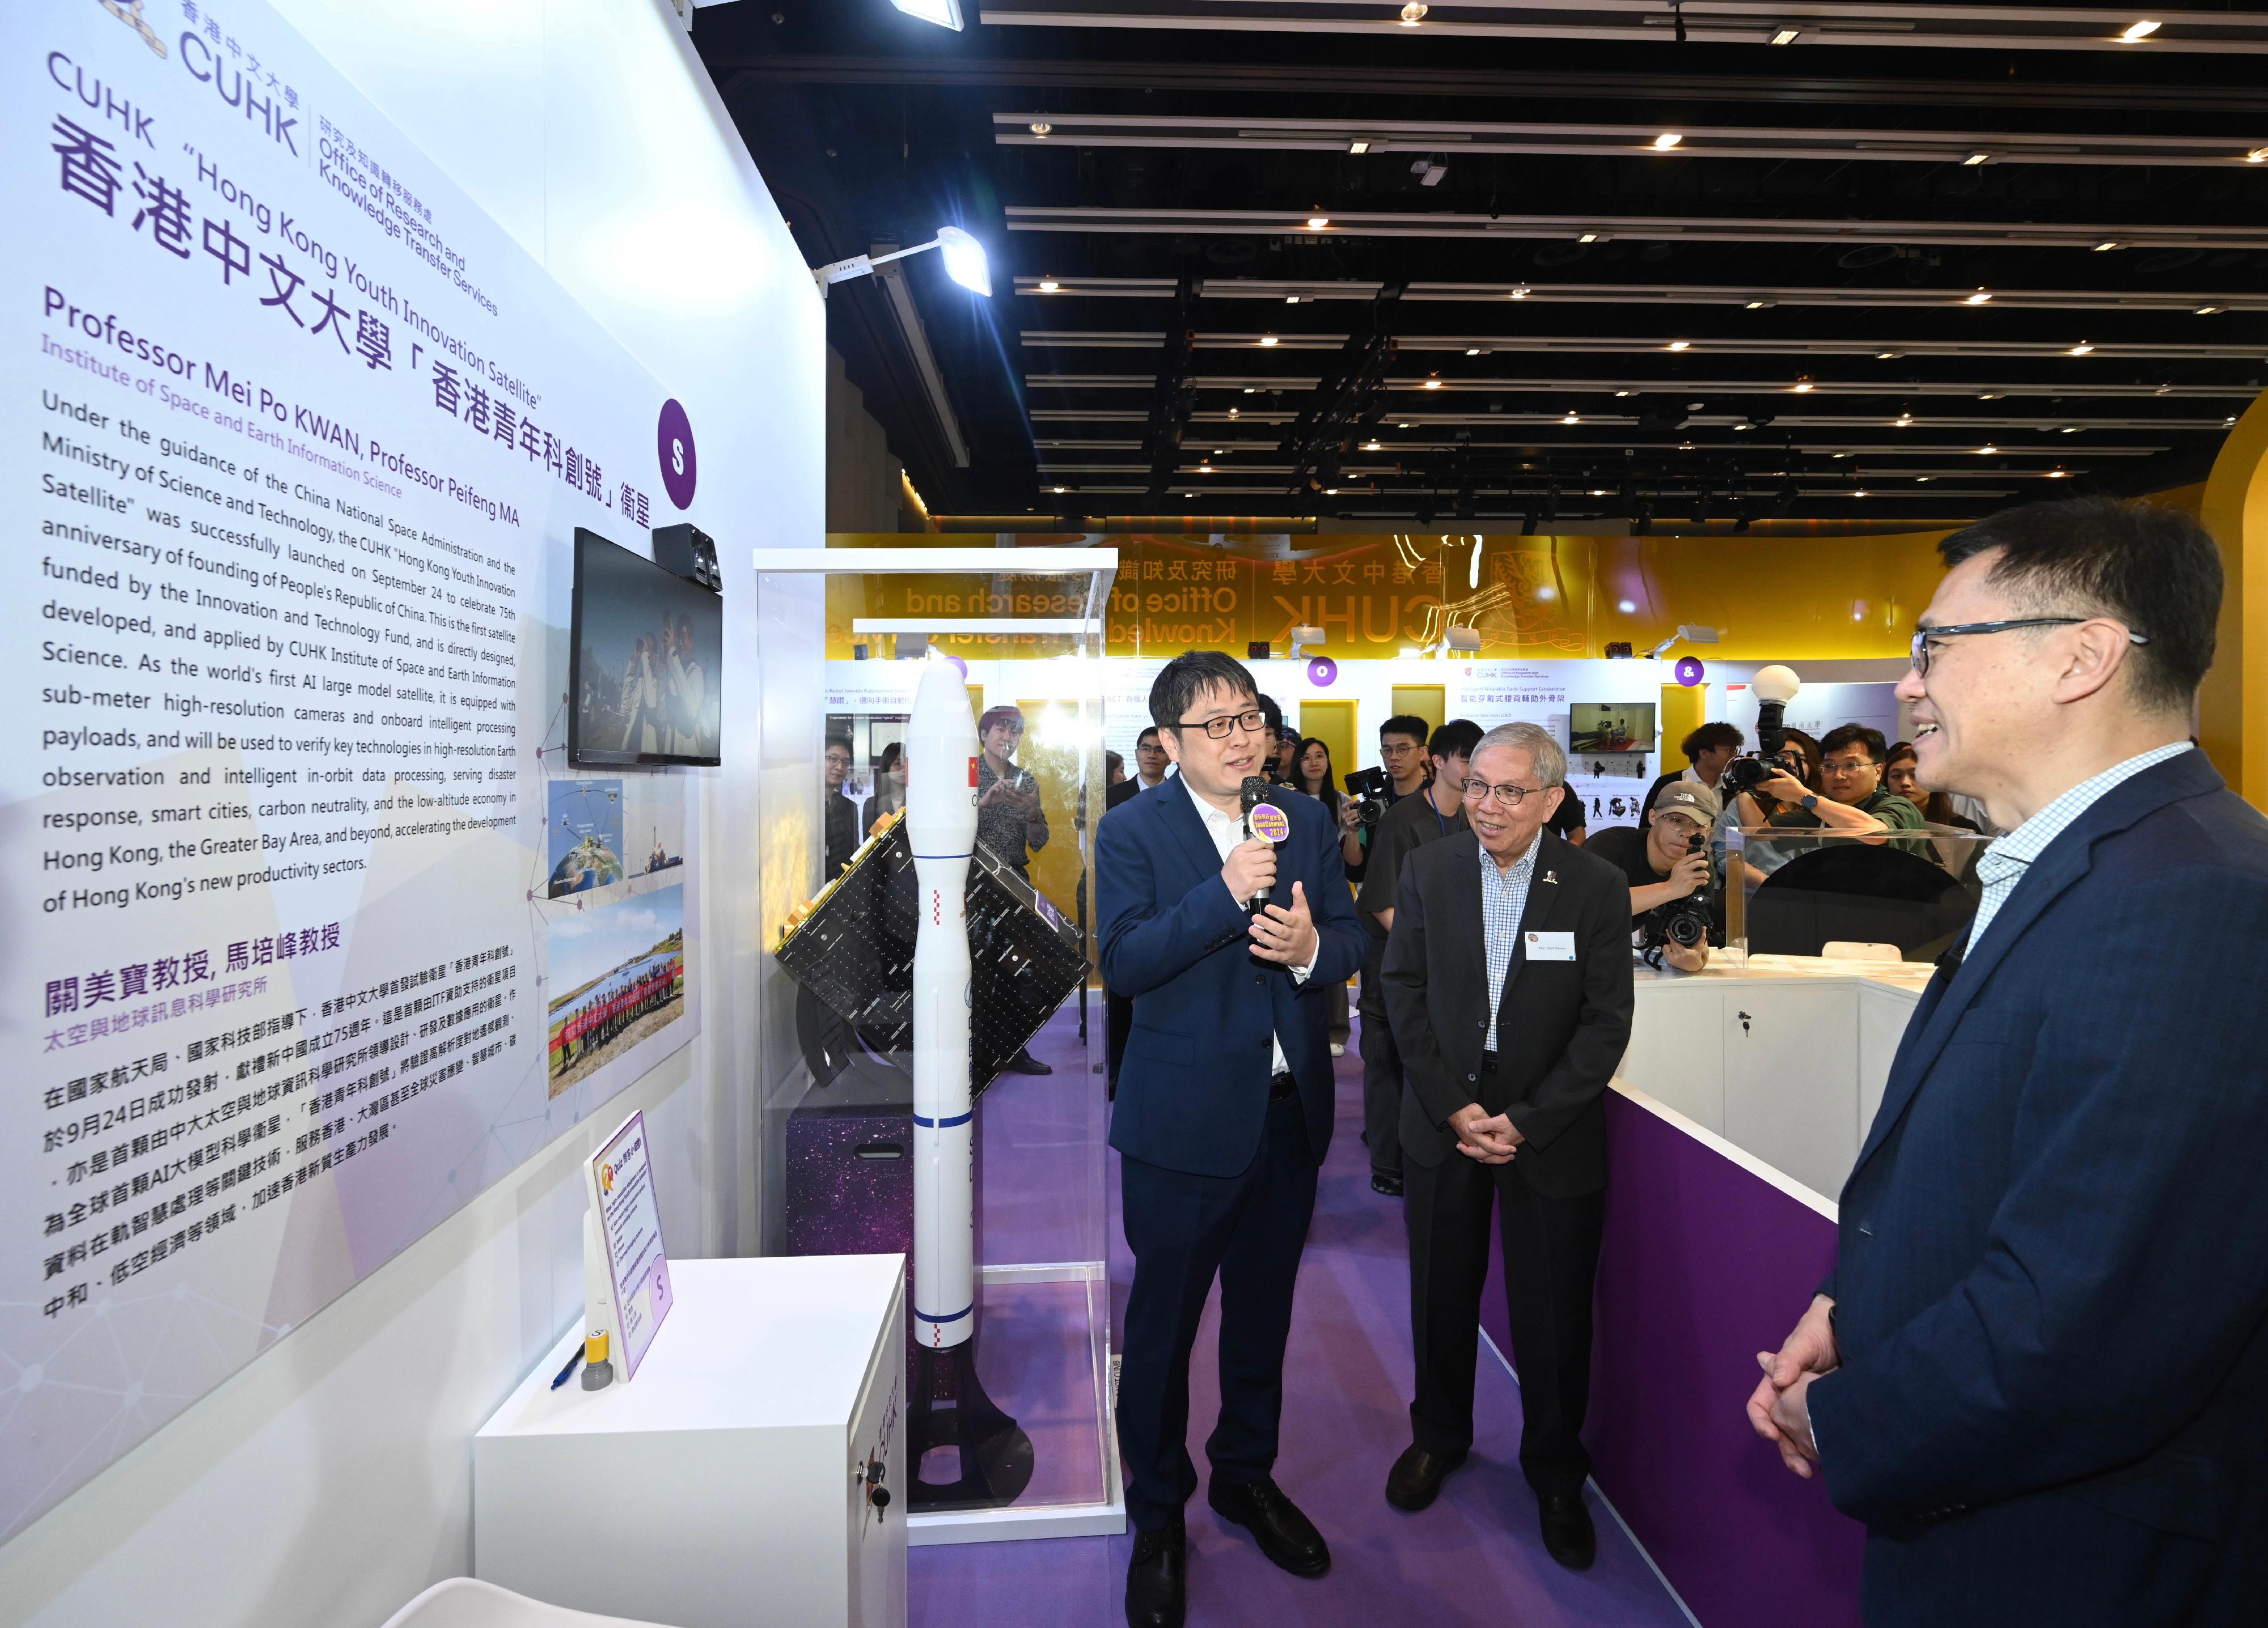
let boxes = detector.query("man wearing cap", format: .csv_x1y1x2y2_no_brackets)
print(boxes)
1583,782,1723,973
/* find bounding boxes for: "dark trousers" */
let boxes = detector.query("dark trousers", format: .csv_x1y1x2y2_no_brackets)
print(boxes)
1405,1152,1606,1497
1359,1010,1404,1178
1117,1093,1319,1532
1107,985,1131,1088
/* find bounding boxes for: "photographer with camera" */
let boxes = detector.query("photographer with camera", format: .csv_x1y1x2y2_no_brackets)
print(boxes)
1730,723,1920,846
1355,718,1483,1197
1585,783,1722,972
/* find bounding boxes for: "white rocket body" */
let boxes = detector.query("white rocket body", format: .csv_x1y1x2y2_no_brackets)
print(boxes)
904,657,981,1351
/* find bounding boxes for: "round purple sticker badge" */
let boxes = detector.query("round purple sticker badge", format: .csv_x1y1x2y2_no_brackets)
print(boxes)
657,399,697,510
1248,803,1292,843
1305,656,1338,687
1674,655,1706,687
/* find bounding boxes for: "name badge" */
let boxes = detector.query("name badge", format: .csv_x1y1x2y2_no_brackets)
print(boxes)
1525,930,1577,962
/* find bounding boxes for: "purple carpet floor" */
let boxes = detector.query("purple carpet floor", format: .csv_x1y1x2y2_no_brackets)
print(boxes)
915,1008,1694,1628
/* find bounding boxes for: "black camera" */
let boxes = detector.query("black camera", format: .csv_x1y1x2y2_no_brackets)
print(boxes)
1718,690,1794,800
1343,766,1389,828
1637,824,1715,967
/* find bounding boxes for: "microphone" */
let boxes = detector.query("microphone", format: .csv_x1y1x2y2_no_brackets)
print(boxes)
1241,776,1280,914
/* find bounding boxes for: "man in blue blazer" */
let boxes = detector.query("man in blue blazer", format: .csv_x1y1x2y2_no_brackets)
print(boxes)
1099,651,1365,1628
1749,497,2268,1624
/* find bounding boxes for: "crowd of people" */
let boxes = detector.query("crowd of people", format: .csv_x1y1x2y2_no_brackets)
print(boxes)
1089,498,2268,1628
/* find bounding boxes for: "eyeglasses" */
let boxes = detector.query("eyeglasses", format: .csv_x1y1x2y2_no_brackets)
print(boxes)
1910,617,2150,677
1465,778,1546,808
1820,756,1878,778
1174,707,1267,740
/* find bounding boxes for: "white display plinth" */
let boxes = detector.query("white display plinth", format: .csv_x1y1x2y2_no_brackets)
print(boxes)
474,1256,907,1628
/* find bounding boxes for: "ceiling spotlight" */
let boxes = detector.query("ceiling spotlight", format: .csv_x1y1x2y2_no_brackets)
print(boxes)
2197,306,2222,315
1400,1,1428,23
2120,18,2160,40
1854,488,1868,498
1563,413,1581,424
1036,278,1060,292
1259,334,1280,347
1769,24,1800,44
1668,340,1691,351
1399,422,1412,429
1615,389,1636,397
1979,392,2002,400
1327,488,1339,495
1243,387,1256,394
1792,377,1814,392
1978,443,2000,454
1965,290,1993,304
1964,152,1991,167
2070,341,2095,354
1653,133,1683,150
1364,440,1382,451
2249,147,2268,163
2046,468,2071,478
1466,346,1484,356
1590,488,1609,496
1213,448,1225,455
1735,421,1753,431
893,0,967,27
1228,406,1240,416
1424,377,1442,389
1349,139,1371,154
2094,241,2121,252
1577,232,1602,244
1199,463,1215,473
1510,286,1529,299
2062,425,2081,433
1896,413,1913,426
1917,475,1933,482
1285,295,1301,304
1053,486,1067,493
1306,215,1331,230
1877,351,1900,360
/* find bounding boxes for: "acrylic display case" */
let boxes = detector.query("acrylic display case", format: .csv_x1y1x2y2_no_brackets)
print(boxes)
1720,819,1992,966
751,546,1121,1545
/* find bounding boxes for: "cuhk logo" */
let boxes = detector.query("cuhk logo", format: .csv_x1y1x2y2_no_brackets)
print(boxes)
657,399,697,510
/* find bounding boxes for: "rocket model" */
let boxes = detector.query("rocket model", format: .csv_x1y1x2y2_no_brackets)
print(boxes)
905,655,980,1353
900,655,1035,1510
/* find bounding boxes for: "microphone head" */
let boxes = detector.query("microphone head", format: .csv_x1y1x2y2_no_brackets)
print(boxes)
1240,776,1271,812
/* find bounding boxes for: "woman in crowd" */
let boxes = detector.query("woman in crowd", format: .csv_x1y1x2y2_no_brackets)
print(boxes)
1287,735,1360,1057
862,741,907,835
1886,739,1985,875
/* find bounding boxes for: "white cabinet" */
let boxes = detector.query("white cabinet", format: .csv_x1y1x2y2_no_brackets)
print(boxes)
1618,964,1926,1201
474,1255,907,1628
1722,986,1859,1203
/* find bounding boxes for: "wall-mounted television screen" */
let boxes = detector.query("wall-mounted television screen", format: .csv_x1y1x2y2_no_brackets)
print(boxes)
569,527,722,768
1569,701,1655,755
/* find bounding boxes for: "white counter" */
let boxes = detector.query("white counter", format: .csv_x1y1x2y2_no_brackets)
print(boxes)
1618,954,1933,1204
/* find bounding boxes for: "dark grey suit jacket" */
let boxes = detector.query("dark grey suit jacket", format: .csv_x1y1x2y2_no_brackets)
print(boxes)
1382,828,1635,1196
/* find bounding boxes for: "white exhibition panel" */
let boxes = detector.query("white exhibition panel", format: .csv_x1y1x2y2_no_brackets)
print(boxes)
475,1256,907,1628
0,3,824,1626
4,1,733,1536
1618,958,1930,1202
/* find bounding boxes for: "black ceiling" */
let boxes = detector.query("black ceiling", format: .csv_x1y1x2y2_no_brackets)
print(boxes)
694,3,2268,528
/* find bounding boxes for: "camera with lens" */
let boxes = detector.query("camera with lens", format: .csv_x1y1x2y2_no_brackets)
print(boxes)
1719,667,1801,801
1637,821,1716,968
1343,766,1389,828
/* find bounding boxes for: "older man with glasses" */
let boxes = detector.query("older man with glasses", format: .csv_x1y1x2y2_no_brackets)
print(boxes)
1378,721,1636,1568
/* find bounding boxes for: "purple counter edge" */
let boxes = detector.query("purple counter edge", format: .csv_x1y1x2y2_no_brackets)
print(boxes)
1480,1085,1866,1627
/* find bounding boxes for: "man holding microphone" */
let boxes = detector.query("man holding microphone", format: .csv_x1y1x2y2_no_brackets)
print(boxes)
1099,651,1365,1628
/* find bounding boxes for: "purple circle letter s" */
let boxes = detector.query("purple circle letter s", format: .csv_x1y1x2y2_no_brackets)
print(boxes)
657,399,697,510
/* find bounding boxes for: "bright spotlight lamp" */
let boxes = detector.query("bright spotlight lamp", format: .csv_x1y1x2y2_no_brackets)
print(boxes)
1644,623,1721,659
890,0,965,28
1287,624,1327,658
811,226,991,300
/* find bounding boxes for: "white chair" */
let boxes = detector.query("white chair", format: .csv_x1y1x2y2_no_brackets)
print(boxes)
380,1578,675,1628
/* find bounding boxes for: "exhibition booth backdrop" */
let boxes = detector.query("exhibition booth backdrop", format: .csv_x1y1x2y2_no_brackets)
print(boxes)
2,4,823,1626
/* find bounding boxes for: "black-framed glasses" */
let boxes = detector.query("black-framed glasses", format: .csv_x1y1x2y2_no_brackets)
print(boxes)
1174,707,1267,740
1910,617,2150,676
1465,778,1545,808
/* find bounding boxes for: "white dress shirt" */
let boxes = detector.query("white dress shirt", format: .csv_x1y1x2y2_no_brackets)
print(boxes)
1195,797,1316,1076
1966,741,2193,952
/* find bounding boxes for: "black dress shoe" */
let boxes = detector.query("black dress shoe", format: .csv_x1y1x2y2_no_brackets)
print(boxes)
1208,1477,1330,1578
1383,1444,1466,1512
1539,1491,1596,1570
1370,1171,1404,1197
1125,1516,1186,1628
1004,1047,1053,1076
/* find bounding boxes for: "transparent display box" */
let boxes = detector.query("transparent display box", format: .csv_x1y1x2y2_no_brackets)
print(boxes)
751,548,1120,1544
1720,818,1993,967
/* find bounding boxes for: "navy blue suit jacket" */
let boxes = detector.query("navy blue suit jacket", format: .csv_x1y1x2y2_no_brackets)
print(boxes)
1810,751,2268,1625
1098,774,1365,1177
